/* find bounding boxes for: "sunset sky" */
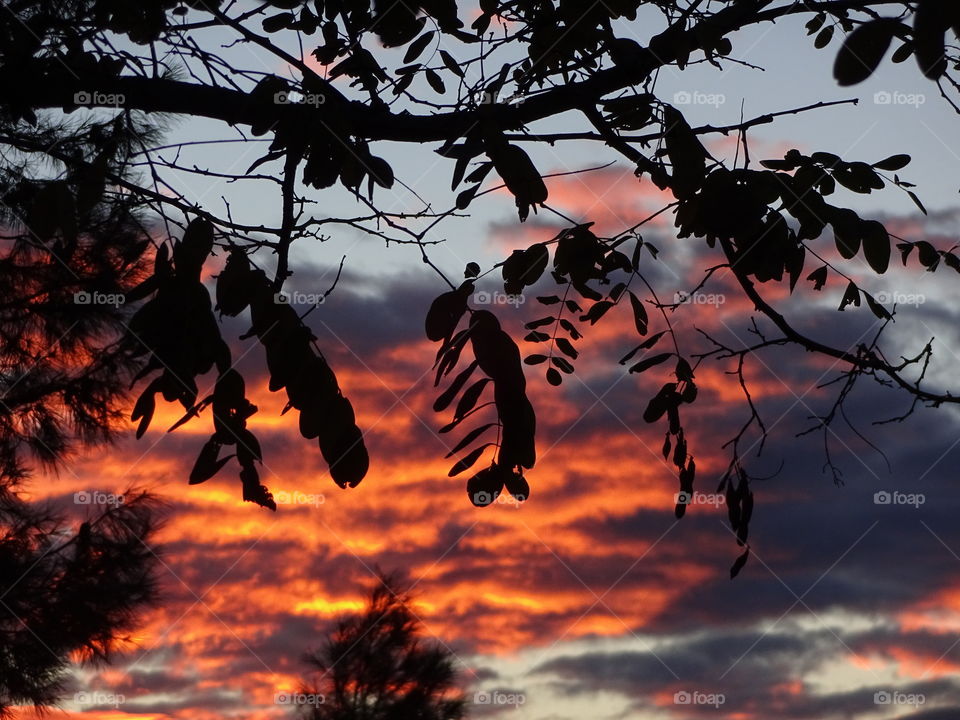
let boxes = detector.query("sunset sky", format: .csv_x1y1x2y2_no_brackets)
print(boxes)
15,3,960,720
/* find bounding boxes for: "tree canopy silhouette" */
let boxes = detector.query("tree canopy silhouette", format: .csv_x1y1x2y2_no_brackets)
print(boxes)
0,485,161,715
298,572,466,720
2,0,960,575
0,101,163,715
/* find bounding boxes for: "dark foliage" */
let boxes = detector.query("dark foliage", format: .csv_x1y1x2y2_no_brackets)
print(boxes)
0,485,162,715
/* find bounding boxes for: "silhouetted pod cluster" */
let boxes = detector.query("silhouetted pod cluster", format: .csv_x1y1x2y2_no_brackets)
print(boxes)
128,219,276,510
129,219,226,438
426,282,535,507
127,219,369,511
219,252,369,490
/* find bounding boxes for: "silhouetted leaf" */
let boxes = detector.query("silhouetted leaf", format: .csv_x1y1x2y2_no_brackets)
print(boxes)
916,240,939,268
503,243,549,294
579,300,612,325
914,0,948,79
439,50,464,78
864,292,892,321
504,471,530,501
454,378,491,419
448,444,491,477
833,19,896,86
806,13,826,34
838,281,861,311
637,331,666,350
814,25,834,49
873,154,911,171
807,265,828,291
262,12,294,32
189,437,233,484
643,384,676,423
456,184,481,209
908,190,927,215
425,68,445,94
404,31,434,63
465,464,504,504
425,286,470,341
891,42,913,63
629,353,672,374
445,423,496,458
861,220,890,274
555,337,578,360
433,360,479,412
628,291,648,335
730,548,749,579
559,318,582,340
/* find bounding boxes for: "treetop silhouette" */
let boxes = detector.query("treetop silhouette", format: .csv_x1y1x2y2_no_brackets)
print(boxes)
299,572,467,720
